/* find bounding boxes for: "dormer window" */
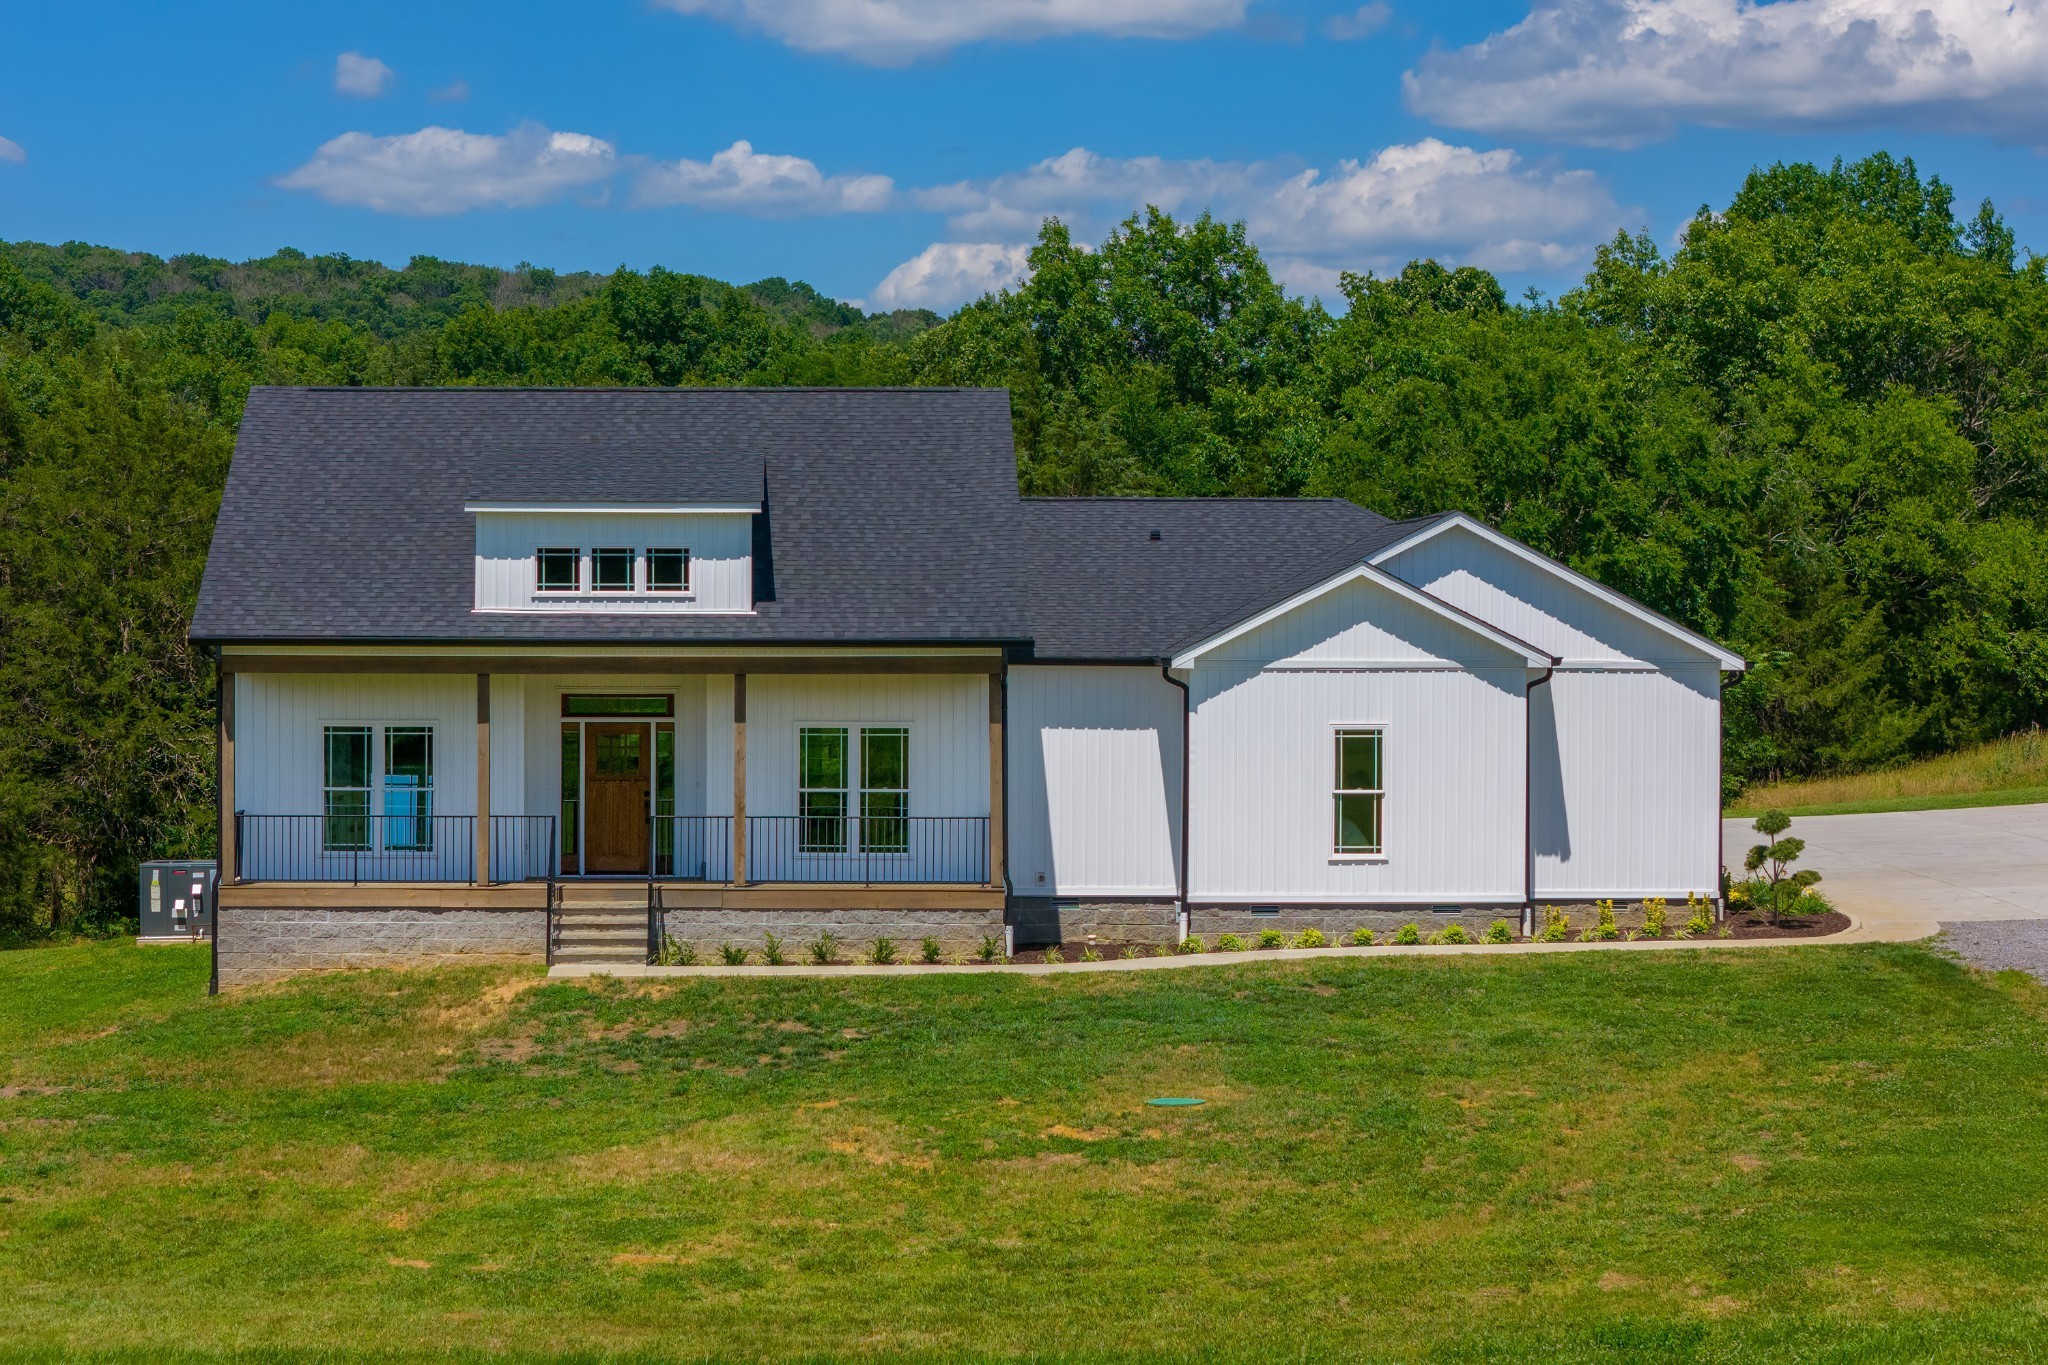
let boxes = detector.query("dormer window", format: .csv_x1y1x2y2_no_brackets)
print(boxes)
536,548,580,593
593,547,635,593
647,547,690,593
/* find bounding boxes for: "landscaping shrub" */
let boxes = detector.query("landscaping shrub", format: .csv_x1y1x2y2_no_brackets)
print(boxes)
1180,935,1206,954
1080,944,1102,962
1683,893,1713,937
1430,923,1472,945
1641,897,1669,939
1042,944,1064,963
808,932,839,965
867,937,899,966
978,933,1003,963
920,936,942,964
1293,927,1327,949
761,932,788,966
1538,905,1570,942
1121,945,1144,960
1744,809,1823,922
1256,928,1287,949
1582,900,1621,942
657,937,699,966
1484,919,1514,944
1347,927,1376,946
1394,923,1422,945
718,942,749,966
1215,933,1246,952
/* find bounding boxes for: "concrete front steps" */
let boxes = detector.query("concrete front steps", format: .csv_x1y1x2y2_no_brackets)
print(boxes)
552,885,650,966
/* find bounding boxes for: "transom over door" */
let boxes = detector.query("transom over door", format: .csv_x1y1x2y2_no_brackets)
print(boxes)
583,722,650,874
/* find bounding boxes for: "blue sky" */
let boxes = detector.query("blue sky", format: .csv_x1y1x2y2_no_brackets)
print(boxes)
1,0,2043,310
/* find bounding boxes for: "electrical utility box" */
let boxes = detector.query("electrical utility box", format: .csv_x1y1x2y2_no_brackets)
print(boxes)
139,860,217,943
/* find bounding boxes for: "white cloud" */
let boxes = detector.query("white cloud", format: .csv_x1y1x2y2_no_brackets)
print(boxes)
912,140,1621,282
656,0,1248,63
429,79,471,103
866,241,1034,309
1244,139,1616,272
277,123,616,215
333,51,395,99
1405,0,2048,147
0,135,23,165
635,139,895,214
1325,2,1392,40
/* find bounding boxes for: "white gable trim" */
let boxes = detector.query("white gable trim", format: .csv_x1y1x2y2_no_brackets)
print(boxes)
1368,514,1747,672
1170,562,1553,670
464,501,761,515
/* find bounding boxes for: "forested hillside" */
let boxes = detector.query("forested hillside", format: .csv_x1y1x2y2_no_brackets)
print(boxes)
3,152,2044,936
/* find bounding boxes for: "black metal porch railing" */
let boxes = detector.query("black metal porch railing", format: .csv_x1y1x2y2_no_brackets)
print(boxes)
234,813,557,884
743,815,989,885
489,814,558,884
649,815,734,881
237,813,473,883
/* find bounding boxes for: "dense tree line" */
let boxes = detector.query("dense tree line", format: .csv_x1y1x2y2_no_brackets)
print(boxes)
3,153,2042,936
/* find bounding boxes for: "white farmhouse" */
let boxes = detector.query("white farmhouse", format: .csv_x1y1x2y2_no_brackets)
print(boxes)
193,388,1743,986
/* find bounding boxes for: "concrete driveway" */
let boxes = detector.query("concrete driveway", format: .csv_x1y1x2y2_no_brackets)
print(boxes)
1724,803,2048,937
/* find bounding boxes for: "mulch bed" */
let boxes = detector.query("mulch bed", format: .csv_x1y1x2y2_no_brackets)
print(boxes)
1720,908,1853,939
1010,942,1156,964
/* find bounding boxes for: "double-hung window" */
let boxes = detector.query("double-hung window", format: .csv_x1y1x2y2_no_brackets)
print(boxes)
536,548,579,593
799,728,849,853
860,728,909,854
322,726,372,852
383,727,435,851
647,547,690,593
1333,728,1384,856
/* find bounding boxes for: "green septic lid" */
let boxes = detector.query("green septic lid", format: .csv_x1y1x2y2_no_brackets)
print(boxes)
1146,1097,1206,1107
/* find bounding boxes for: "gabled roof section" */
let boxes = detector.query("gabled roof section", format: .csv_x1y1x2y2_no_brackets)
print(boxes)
1017,499,1438,661
1168,561,1553,670
193,387,1028,645
1367,513,1747,671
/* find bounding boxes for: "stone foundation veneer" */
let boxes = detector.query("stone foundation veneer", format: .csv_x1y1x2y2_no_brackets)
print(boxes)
1191,906,1515,941
1053,900,1180,946
656,907,1005,960
217,906,545,988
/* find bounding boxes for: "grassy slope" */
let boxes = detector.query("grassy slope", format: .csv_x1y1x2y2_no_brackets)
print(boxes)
1729,730,2048,818
3,943,2047,1362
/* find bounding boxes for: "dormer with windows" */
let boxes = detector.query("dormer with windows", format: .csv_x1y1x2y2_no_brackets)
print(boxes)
468,502,756,614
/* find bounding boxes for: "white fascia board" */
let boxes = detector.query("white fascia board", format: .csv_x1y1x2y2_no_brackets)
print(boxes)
1170,562,1552,670
1367,513,1748,672
464,502,761,515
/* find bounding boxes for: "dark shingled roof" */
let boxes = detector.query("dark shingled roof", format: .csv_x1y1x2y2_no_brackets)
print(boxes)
1015,499,1445,660
194,387,1450,658
193,387,1031,645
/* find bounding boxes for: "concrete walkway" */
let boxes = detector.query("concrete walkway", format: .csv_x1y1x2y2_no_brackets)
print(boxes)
548,808,2048,979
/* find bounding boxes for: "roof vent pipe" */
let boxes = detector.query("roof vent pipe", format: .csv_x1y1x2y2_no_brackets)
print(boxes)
1149,530,1162,541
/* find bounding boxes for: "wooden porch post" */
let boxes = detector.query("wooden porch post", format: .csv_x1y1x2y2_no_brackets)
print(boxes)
732,674,748,886
218,659,236,884
988,669,1006,889
475,674,491,886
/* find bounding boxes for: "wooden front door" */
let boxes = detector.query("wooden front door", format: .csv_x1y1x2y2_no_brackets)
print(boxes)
584,723,650,874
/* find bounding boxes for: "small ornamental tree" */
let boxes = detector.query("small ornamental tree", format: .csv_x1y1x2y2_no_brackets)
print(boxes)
1743,809,1822,922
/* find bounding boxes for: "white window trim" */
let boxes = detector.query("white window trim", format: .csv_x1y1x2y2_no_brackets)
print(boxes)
530,546,699,603
317,721,439,852
1330,722,1387,863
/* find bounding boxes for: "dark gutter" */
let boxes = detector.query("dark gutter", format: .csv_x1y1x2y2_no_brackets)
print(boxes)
1159,662,1192,940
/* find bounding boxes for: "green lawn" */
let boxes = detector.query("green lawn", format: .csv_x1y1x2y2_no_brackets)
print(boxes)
4,942,2048,1362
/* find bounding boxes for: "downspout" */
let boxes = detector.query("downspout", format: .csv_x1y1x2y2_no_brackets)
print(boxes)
210,648,222,998
1524,661,1556,938
1717,670,1730,922
1160,662,1191,945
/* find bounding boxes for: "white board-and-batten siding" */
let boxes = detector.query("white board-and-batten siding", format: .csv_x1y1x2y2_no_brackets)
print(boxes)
1186,576,1532,904
472,511,753,613
1378,521,1727,898
1006,666,1182,898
